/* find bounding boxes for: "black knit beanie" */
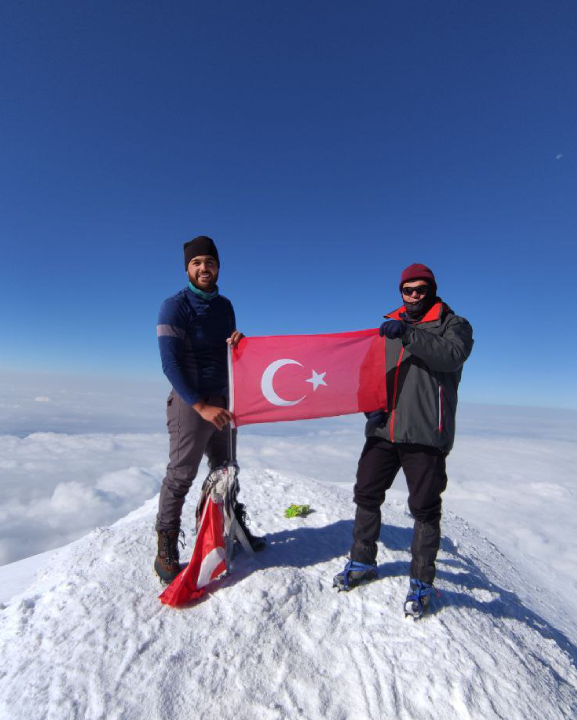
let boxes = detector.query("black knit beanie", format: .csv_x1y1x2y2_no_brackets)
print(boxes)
183,236,220,269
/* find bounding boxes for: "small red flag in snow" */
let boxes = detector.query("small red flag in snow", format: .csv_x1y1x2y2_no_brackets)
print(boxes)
230,328,387,426
159,496,227,607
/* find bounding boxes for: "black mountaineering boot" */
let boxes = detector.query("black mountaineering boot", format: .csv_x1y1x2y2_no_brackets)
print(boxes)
154,529,182,584
234,503,266,552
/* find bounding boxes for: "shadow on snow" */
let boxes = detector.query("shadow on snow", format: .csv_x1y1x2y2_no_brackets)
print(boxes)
218,519,577,670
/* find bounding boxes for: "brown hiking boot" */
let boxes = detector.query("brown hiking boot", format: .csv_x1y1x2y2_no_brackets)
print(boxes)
154,529,182,584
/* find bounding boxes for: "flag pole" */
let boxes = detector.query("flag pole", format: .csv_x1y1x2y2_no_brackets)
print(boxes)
227,342,236,463
227,342,234,416
225,341,253,559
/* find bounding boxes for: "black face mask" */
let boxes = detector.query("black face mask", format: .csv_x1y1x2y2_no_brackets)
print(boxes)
402,287,437,322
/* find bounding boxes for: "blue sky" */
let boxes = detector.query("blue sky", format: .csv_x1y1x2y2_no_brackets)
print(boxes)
1,0,576,408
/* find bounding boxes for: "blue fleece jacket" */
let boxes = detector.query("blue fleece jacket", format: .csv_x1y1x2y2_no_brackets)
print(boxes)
157,286,236,405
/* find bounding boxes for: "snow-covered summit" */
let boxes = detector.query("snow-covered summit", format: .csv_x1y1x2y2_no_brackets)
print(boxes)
0,469,575,720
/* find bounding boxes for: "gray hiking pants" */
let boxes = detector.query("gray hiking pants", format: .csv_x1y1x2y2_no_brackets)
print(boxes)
155,391,237,532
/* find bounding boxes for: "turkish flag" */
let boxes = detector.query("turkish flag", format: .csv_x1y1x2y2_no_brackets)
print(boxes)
159,496,227,607
230,328,387,426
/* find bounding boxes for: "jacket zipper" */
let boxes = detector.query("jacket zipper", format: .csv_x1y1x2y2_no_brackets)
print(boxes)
438,385,443,432
389,347,405,442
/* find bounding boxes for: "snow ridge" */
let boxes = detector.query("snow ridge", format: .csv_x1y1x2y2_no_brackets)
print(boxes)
0,470,576,720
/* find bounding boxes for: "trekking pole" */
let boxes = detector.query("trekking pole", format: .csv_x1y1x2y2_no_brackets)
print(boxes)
227,422,236,466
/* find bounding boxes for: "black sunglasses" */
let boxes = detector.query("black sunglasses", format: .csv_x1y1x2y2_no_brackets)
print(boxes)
402,285,429,297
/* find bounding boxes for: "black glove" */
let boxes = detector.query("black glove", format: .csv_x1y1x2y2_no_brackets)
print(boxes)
379,320,407,339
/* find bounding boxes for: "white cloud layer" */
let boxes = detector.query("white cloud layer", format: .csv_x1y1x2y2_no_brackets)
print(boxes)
0,432,168,565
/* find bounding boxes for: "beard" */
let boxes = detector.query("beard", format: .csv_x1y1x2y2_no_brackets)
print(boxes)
188,270,218,292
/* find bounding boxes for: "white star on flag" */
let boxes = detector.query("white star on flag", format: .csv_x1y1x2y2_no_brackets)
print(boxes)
305,370,327,391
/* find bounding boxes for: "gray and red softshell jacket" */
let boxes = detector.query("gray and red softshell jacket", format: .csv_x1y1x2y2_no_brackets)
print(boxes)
366,301,474,453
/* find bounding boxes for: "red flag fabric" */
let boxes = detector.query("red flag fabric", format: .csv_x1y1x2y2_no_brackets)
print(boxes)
230,328,387,426
159,496,227,607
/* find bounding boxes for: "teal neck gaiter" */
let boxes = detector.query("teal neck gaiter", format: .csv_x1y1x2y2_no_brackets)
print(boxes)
188,281,219,300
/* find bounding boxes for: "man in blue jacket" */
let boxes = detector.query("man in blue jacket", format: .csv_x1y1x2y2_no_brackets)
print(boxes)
155,235,265,583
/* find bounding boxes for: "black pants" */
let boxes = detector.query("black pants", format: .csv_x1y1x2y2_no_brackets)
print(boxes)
351,437,448,584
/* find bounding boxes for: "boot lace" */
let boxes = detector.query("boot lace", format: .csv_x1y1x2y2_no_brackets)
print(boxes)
160,530,185,564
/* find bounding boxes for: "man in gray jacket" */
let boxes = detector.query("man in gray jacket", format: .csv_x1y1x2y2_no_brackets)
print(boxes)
334,263,473,618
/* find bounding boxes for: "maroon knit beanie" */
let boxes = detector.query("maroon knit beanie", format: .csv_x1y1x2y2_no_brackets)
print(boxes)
399,263,437,293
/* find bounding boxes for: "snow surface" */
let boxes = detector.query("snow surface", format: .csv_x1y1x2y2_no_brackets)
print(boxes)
1,470,576,720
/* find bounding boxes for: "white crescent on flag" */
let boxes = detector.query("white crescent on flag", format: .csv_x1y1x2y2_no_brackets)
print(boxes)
260,359,306,406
